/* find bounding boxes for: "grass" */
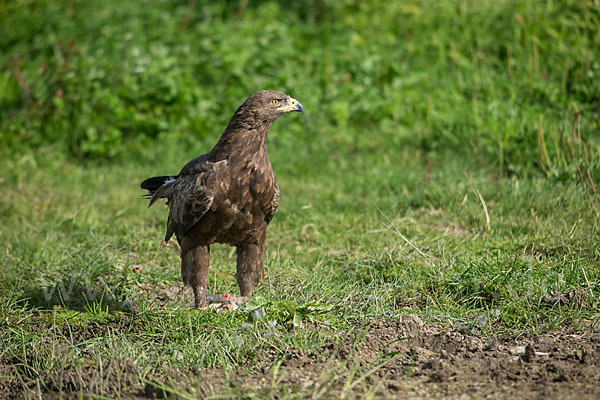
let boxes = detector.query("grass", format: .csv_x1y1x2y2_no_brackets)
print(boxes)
2,143,599,397
1,0,600,398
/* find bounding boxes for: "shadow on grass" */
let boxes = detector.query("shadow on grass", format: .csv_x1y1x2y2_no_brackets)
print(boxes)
19,274,125,312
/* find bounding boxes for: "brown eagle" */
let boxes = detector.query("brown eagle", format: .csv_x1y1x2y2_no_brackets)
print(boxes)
141,90,303,308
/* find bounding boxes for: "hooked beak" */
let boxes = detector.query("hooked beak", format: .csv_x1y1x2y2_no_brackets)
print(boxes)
278,97,304,114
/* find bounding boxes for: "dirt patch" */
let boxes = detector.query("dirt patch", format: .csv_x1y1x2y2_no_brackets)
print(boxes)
356,316,600,399
136,281,188,308
197,315,600,399
543,288,598,308
1,356,139,400
3,315,600,399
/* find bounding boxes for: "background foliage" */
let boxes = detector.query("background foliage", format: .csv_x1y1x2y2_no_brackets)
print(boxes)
1,0,598,177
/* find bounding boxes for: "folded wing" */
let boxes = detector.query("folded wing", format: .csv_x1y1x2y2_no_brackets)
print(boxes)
164,159,228,243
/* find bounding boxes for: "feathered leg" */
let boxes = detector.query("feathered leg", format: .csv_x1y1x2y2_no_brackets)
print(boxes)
181,244,210,308
236,237,265,298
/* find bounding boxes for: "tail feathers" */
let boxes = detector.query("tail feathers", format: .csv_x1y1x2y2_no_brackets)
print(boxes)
141,175,172,191
140,175,176,206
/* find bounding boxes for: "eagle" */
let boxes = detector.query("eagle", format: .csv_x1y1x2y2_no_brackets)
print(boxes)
141,90,303,308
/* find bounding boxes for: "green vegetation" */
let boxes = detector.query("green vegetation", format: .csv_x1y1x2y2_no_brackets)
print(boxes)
1,0,599,398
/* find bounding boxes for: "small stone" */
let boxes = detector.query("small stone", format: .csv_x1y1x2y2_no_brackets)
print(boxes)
539,335,554,345
397,314,424,326
509,345,526,355
252,307,266,321
476,315,488,326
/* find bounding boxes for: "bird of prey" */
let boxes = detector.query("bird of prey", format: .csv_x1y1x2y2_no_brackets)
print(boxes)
141,90,303,308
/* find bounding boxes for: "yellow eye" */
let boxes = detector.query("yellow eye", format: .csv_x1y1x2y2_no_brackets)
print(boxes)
272,99,279,106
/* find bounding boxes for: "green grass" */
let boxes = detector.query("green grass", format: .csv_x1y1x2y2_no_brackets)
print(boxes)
1,0,600,397
2,145,599,396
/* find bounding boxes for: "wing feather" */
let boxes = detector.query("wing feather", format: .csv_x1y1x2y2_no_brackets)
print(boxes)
148,179,176,207
164,159,228,242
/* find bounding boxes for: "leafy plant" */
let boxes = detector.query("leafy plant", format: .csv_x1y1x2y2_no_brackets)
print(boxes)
245,295,334,329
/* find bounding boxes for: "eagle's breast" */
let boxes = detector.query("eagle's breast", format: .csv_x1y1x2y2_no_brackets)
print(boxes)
201,155,278,245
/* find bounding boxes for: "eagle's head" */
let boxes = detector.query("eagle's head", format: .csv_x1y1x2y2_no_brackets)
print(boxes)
239,90,303,122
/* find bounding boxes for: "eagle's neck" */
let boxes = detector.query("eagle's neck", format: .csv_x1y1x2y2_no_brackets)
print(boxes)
210,114,273,162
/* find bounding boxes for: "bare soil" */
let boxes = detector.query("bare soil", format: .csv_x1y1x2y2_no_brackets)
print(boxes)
3,314,600,399
202,315,600,399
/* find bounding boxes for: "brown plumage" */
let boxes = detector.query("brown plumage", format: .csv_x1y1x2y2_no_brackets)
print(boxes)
141,90,303,308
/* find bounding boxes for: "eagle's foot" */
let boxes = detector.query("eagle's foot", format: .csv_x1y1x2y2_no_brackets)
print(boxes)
191,286,207,309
